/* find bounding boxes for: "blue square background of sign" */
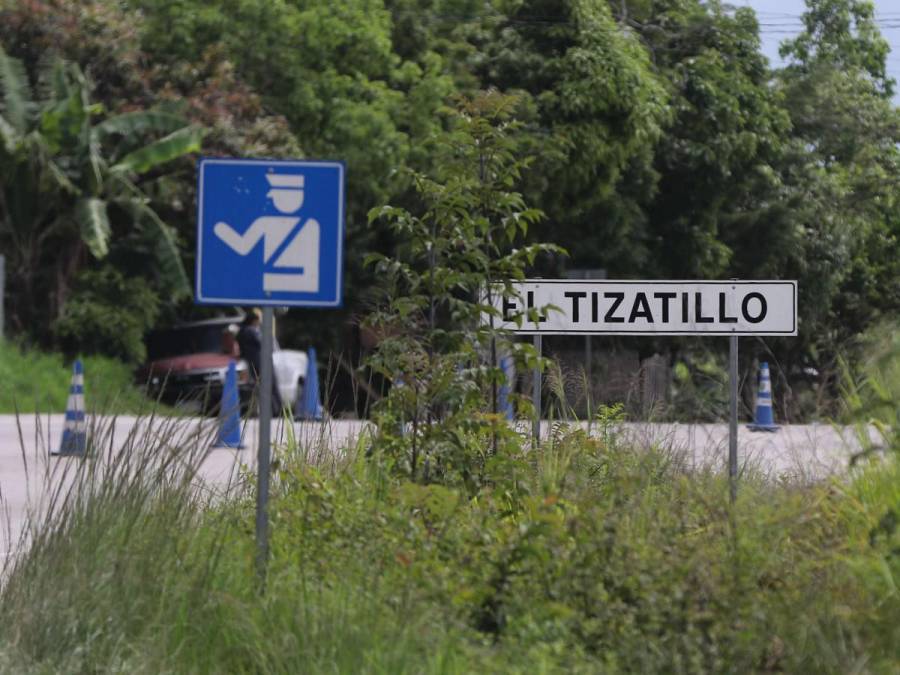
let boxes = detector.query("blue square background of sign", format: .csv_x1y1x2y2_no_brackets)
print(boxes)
196,158,345,307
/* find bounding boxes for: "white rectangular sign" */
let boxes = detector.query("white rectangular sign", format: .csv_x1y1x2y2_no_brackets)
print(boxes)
490,280,797,336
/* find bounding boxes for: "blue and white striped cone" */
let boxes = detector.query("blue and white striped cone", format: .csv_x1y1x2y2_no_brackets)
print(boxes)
213,361,244,448
295,347,323,420
498,355,515,421
53,359,87,456
747,361,780,432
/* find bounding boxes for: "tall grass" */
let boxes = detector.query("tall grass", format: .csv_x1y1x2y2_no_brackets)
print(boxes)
0,414,470,673
0,341,153,414
3,320,900,671
0,405,897,672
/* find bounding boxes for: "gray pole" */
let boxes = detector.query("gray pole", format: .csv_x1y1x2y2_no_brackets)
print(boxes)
532,334,542,448
256,306,274,587
585,335,592,420
0,254,5,339
728,333,739,503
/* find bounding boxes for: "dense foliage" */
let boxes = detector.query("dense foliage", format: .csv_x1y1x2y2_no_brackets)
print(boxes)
0,338,164,413
1,404,897,672
2,291,898,673
0,43,200,344
365,91,558,481
1,2,898,669
0,0,898,406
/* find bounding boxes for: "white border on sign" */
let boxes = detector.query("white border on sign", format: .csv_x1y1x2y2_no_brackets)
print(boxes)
195,157,346,307
494,279,798,336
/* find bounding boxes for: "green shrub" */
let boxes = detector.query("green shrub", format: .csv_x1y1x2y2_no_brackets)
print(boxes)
1,415,898,673
266,431,900,673
52,266,160,364
0,340,155,413
364,92,560,486
842,320,900,454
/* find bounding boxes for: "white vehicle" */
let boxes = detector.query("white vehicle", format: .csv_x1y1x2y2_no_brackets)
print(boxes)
272,348,309,413
225,320,312,415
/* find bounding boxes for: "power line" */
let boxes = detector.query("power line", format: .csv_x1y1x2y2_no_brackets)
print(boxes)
384,7,900,63
387,8,900,41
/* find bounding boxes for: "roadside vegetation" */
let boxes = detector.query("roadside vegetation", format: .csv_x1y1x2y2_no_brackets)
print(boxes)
1,95,898,674
0,340,158,415
0,2,899,671
1,404,897,673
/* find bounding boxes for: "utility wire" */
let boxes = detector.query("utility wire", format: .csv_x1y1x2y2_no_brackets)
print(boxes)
385,7,900,64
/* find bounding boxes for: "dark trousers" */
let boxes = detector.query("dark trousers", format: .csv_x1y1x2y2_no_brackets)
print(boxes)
249,366,283,416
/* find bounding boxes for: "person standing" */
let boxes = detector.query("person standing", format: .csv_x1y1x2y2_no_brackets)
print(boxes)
237,309,283,414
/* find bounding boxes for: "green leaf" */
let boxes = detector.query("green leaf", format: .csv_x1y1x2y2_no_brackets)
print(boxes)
125,201,191,298
0,113,17,154
0,46,32,135
87,136,104,194
75,198,111,259
363,252,386,268
112,126,203,174
45,159,80,196
94,110,189,140
36,57,70,107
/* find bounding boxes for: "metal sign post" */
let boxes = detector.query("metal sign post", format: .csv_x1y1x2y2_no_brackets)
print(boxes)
0,254,5,340
196,157,345,587
729,334,738,503
256,307,274,585
532,334,542,447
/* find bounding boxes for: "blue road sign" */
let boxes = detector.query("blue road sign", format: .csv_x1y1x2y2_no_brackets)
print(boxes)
196,158,345,307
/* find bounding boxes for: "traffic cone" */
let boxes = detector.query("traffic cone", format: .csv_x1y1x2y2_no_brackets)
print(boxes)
295,347,323,420
213,361,244,448
747,361,780,432
53,359,87,457
498,355,515,421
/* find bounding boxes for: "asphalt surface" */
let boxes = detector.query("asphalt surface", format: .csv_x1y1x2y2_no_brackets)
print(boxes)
0,414,885,559
0,414,371,559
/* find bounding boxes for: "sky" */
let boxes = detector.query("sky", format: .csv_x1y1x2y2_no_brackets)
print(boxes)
739,0,900,88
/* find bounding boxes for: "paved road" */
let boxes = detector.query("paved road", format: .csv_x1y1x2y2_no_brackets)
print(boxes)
0,414,884,558
0,414,372,558
612,421,880,479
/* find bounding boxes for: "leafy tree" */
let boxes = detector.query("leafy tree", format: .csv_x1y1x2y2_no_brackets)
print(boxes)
597,0,900,403
474,0,669,273
616,1,793,281
780,0,893,96
365,92,559,486
0,0,304,335
128,0,452,218
127,0,463,347
0,46,201,342
53,266,161,363
775,0,900,363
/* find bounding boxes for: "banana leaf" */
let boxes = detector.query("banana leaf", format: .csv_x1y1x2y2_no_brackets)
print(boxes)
75,197,111,259
94,110,189,140
124,200,191,298
112,126,203,174
0,46,32,135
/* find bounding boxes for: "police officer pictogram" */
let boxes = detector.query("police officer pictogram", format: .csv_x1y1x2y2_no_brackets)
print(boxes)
196,158,345,307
